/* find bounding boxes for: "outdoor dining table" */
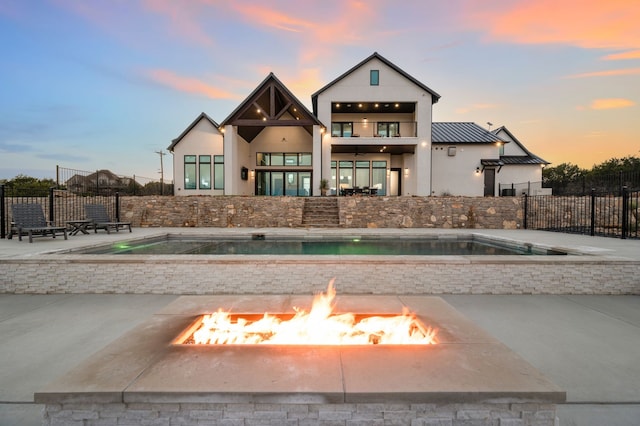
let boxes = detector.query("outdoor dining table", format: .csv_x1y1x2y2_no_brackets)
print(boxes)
66,220,92,236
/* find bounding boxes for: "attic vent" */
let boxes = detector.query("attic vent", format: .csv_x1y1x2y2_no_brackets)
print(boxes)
448,146,456,157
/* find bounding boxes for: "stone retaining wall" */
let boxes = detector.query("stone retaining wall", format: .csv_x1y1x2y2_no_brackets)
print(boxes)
42,401,557,425
118,196,523,229
120,196,305,228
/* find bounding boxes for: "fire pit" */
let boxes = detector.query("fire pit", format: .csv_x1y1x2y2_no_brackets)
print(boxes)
36,285,565,425
176,280,437,346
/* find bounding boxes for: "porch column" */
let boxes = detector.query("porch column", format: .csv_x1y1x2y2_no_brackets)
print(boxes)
223,125,236,195
414,138,432,196
312,125,323,196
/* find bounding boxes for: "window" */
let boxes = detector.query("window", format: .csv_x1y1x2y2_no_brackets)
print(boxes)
255,152,312,166
184,155,196,189
338,160,353,189
370,69,379,86
256,171,312,196
199,155,211,189
331,122,353,137
372,161,387,196
499,143,505,156
214,155,224,189
299,153,312,166
355,160,370,188
377,122,400,137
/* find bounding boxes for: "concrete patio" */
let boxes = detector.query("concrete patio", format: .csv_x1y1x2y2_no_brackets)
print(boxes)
0,228,639,425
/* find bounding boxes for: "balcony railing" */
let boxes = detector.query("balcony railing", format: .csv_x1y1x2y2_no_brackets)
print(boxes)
331,121,417,138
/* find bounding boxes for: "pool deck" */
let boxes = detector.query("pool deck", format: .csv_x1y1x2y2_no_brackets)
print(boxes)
1,228,640,425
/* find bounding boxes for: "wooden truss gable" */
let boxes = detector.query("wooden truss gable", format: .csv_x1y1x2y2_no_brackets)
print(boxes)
222,73,321,142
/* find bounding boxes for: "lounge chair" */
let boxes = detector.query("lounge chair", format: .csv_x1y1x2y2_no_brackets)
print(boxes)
9,204,68,243
85,204,132,234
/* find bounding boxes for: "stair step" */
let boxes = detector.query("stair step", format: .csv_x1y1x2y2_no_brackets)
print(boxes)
301,198,340,228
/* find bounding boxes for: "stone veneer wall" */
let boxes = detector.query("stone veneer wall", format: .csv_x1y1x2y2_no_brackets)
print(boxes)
120,196,306,228
338,196,522,229
118,196,523,229
3,256,639,294
43,401,557,426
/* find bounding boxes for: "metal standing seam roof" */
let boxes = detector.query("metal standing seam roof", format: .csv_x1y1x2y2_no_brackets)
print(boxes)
431,122,507,144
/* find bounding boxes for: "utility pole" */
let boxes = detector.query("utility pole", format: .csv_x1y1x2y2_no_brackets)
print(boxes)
155,150,167,195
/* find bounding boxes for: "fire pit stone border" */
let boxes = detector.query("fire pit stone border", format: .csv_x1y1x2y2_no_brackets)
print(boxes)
35,295,565,425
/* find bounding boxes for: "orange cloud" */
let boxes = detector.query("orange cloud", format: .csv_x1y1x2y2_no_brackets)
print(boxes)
229,1,378,64
455,103,499,114
146,69,241,100
141,0,214,46
589,98,636,110
601,50,640,60
566,68,640,78
464,0,640,50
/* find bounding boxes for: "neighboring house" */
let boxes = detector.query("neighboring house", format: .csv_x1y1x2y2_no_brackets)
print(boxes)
65,169,129,194
169,52,548,197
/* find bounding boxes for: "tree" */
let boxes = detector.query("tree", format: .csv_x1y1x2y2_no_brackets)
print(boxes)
542,163,586,184
589,156,640,176
1,174,57,196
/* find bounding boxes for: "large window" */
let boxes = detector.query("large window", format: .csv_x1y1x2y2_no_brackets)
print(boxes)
338,160,353,190
256,152,312,166
184,155,196,189
377,122,400,137
331,122,353,137
372,160,387,195
199,155,211,189
214,155,224,189
256,171,312,196
355,161,370,188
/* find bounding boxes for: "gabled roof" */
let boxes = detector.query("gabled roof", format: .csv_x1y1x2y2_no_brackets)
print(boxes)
432,122,507,144
492,126,549,165
220,73,322,142
168,112,220,152
311,52,441,114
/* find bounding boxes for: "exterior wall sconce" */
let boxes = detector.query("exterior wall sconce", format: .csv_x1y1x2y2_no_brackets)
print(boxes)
281,137,286,143
475,167,481,174
404,168,409,176
250,170,255,178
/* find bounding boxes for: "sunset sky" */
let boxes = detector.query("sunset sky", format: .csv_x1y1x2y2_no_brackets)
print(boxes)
1,0,639,181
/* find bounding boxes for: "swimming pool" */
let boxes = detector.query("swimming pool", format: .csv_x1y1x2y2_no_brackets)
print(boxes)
68,234,567,256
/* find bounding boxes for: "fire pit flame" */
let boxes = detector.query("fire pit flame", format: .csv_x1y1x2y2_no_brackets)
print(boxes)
189,279,437,345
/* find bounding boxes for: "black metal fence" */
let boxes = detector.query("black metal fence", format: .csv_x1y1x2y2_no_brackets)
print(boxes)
498,181,548,196
544,170,640,196
524,187,639,239
56,165,172,196
0,185,121,239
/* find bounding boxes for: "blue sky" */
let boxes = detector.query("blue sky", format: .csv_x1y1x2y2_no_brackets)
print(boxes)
1,0,639,181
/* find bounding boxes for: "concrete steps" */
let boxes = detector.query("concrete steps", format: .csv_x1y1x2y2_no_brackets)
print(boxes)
301,197,340,227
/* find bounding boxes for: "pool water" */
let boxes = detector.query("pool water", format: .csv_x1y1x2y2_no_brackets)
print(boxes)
71,235,566,256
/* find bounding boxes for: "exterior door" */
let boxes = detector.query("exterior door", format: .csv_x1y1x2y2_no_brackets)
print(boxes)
484,168,495,196
389,168,401,196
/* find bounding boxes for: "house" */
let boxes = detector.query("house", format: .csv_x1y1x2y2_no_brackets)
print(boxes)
169,52,548,197
64,169,129,194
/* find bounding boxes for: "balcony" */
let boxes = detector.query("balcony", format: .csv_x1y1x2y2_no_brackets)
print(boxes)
331,121,417,138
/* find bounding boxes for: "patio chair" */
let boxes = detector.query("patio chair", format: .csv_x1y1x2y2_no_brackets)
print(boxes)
9,204,68,243
85,204,132,234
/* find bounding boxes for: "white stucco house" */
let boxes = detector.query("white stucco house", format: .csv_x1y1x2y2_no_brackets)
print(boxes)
169,52,548,197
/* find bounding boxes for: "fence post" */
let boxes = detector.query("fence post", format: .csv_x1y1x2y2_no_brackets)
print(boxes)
0,184,5,239
115,192,120,221
49,186,55,225
523,193,528,229
590,188,596,236
621,186,629,239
